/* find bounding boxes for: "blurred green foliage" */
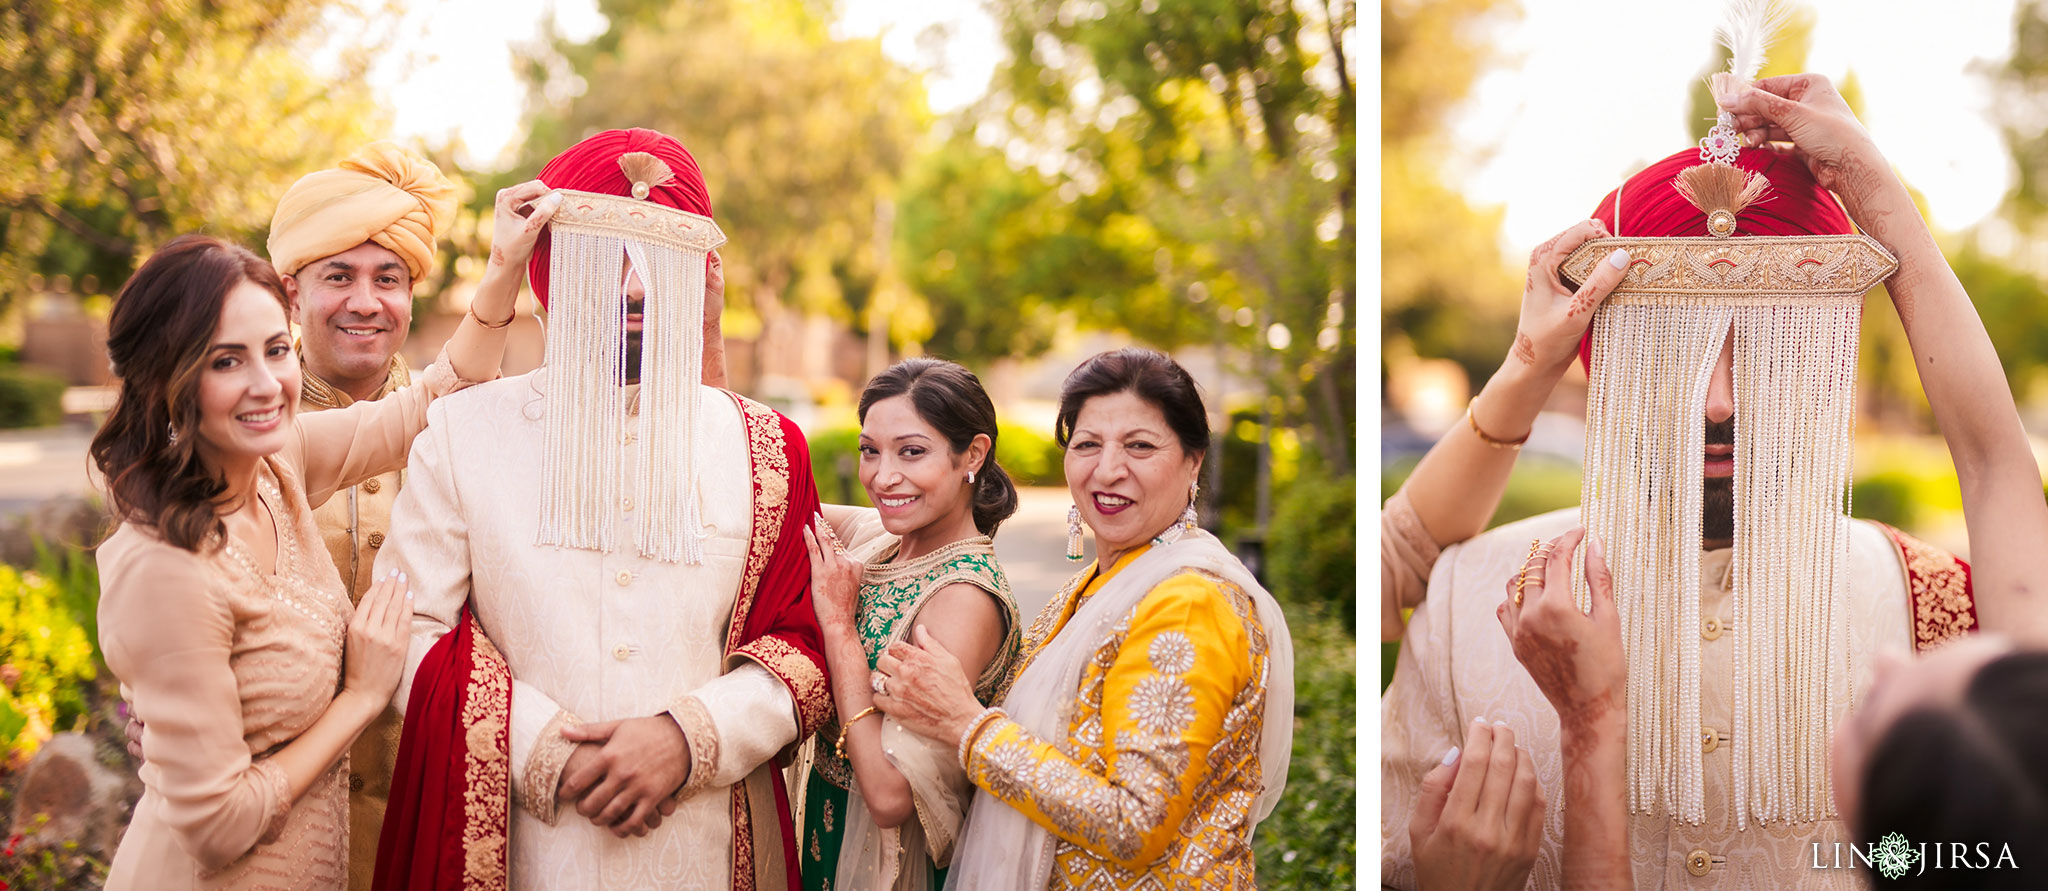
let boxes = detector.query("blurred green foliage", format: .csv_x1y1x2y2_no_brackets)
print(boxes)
1253,604,1354,887
1268,470,1356,630
0,366,67,429
0,0,386,309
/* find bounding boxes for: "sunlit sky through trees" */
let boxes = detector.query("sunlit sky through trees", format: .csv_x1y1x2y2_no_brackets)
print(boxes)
361,0,1003,169
1447,0,2018,255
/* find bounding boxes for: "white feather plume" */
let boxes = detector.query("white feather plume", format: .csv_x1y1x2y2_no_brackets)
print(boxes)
1717,0,1791,83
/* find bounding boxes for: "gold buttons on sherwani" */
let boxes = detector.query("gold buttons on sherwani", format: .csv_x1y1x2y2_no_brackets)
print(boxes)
613,645,631,661
367,531,385,549
1700,727,1719,754
616,570,633,587
1702,617,1722,640
1685,849,1712,877
362,478,381,494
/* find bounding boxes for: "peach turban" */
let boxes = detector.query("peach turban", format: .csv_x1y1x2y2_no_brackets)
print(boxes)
267,142,458,281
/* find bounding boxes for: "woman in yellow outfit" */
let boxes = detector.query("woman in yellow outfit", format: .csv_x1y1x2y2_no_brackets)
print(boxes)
872,348,1293,889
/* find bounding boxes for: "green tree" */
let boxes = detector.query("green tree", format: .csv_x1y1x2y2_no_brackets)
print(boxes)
980,0,1356,472
1380,0,1520,399
0,0,388,306
1991,0,2048,233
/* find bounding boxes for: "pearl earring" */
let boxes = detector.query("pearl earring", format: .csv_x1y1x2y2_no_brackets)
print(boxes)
1065,505,1084,561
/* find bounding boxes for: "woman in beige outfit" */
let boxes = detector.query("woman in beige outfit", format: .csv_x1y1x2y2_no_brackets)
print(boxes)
91,183,557,890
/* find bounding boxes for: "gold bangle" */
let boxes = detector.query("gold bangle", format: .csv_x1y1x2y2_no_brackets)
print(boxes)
1467,404,1529,450
835,706,882,759
469,302,517,330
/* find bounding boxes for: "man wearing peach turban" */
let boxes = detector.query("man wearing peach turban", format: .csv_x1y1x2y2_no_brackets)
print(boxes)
270,141,455,891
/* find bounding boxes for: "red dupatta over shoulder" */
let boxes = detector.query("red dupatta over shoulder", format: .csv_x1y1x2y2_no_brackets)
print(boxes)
372,390,829,891
373,606,511,891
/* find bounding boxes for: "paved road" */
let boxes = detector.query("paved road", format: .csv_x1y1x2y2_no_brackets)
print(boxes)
994,487,1089,621
0,424,99,517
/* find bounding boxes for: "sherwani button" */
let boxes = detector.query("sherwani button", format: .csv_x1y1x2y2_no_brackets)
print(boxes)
1702,617,1722,640
622,496,634,511
349,773,365,792
1700,728,1719,754
614,645,632,661
616,570,632,586
368,532,385,549
363,478,381,494
1685,849,1712,877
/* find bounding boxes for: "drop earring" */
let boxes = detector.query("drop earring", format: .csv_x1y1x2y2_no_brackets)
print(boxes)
1066,505,1085,561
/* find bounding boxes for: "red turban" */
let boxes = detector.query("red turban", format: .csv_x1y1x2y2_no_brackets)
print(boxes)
1578,146,1854,370
528,128,714,309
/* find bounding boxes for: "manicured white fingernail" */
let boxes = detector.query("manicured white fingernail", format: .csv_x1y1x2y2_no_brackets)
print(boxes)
1494,719,1509,727
1441,746,1461,765
1606,247,1630,270
406,590,414,600
398,571,407,583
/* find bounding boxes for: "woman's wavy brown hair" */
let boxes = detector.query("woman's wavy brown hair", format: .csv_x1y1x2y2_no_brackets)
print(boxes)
90,235,291,552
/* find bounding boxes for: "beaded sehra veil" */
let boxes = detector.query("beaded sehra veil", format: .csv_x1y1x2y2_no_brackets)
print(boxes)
533,155,727,564
1556,0,1897,829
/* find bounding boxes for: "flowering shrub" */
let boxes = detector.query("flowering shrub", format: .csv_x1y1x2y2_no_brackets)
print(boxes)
0,553,98,767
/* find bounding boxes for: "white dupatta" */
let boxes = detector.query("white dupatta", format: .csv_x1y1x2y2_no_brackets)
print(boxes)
946,530,1294,890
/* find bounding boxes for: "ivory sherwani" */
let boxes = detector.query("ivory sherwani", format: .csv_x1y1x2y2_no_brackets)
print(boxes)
381,373,830,890
1381,506,1974,890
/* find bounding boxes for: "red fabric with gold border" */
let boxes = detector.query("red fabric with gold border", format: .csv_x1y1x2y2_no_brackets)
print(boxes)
1872,522,1977,652
372,605,511,891
722,391,831,891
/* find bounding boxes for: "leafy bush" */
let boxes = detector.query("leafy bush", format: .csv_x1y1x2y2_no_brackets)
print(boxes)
994,421,1064,487
1268,469,1356,630
0,552,99,767
0,366,65,429
806,425,870,507
1255,606,1354,887
1851,472,1918,529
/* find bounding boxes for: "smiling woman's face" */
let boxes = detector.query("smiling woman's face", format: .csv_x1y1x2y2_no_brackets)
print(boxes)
1063,390,1201,561
195,280,301,467
1830,633,2013,819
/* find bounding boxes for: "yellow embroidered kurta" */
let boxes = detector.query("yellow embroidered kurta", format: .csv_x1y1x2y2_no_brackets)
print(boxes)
299,356,407,891
961,545,1269,888
1381,507,1922,890
98,359,468,891
382,374,820,890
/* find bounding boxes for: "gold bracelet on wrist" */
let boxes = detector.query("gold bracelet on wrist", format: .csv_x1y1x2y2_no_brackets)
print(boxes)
469,302,517,330
835,706,881,759
1467,404,1530,450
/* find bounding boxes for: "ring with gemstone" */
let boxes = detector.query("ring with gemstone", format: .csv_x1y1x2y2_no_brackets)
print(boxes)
871,673,888,696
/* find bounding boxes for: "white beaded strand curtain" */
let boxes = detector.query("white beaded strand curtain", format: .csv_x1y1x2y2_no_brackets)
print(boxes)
1579,291,1859,827
538,229,629,554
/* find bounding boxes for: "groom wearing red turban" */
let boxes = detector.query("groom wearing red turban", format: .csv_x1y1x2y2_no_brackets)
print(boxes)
1381,143,1975,889
374,128,828,891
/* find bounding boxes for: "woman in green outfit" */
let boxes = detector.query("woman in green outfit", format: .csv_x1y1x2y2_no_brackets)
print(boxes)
800,358,1023,890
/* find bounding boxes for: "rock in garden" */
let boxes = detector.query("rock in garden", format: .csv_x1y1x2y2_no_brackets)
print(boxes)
8,732,128,857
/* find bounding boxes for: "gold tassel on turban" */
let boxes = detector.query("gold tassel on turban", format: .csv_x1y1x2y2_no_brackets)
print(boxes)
267,141,458,280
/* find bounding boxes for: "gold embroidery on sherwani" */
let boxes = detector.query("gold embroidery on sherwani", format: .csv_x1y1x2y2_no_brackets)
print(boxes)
460,617,512,889
519,709,582,825
670,695,722,795
963,568,1267,888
